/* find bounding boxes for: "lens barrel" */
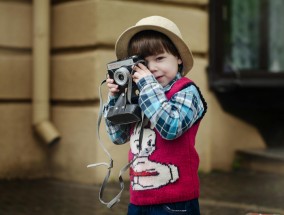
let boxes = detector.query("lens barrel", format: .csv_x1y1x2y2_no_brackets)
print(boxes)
114,67,130,86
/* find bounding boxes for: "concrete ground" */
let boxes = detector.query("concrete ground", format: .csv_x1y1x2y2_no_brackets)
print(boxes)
0,170,283,215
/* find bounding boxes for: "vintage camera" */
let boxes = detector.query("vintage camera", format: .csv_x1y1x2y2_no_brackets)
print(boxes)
107,55,146,102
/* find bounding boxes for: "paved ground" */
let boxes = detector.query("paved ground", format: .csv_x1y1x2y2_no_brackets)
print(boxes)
0,170,283,215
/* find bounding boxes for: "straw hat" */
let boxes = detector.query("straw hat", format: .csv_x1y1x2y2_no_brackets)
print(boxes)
115,16,194,75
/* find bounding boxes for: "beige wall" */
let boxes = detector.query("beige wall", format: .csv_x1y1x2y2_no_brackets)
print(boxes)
0,0,265,184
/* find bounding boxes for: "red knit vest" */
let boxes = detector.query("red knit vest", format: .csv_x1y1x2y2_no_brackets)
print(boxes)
129,77,202,205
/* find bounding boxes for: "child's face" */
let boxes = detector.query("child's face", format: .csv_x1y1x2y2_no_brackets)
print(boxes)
144,51,182,87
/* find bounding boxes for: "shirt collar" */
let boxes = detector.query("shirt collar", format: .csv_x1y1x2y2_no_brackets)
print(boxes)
163,73,182,92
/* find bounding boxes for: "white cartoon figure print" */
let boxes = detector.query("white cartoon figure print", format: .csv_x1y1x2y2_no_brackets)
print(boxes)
130,123,179,190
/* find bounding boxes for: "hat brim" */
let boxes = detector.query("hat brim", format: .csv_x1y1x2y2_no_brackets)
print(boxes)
115,25,194,76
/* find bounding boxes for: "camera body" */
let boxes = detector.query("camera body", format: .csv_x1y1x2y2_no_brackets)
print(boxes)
107,55,145,102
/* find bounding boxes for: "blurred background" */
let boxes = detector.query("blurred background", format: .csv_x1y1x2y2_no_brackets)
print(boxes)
0,0,283,214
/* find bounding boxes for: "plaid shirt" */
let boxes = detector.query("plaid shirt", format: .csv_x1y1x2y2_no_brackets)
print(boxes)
104,73,205,144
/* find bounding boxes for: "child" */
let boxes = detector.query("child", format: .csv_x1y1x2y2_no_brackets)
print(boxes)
104,16,207,215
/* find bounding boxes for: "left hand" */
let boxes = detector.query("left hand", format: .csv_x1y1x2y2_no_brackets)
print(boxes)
132,63,152,84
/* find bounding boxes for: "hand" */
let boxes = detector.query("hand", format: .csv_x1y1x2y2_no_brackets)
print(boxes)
106,75,119,96
132,63,152,84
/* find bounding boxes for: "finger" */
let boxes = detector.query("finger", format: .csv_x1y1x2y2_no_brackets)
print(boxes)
132,70,141,79
107,82,118,89
110,88,119,93
132,65,139,72
133,67,145,77
132,76,139,84
109,85,119,93
106,78,114,84
138,63,147,69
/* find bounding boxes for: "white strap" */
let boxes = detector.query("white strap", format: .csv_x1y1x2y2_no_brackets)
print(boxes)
87,63,145,208
87,79,117,208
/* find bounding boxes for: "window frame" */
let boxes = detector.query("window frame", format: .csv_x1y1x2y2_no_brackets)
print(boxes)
209,0,284,93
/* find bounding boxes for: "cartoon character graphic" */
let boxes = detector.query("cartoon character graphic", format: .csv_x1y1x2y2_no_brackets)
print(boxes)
130,123,179,190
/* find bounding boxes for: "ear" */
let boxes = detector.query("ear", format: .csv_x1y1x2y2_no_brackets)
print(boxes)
178,58,182,65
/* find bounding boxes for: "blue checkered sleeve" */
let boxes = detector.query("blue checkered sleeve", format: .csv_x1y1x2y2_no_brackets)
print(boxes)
103,94,131,144
137,75,205,140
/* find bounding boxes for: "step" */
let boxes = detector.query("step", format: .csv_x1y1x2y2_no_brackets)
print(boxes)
236,148,284,175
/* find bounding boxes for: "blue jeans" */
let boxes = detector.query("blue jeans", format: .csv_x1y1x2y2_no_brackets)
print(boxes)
127,199,200,215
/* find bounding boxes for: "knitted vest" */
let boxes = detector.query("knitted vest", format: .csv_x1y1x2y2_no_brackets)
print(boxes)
129,77,206,205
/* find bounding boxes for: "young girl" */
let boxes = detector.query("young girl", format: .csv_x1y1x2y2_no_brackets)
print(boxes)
104,16,207,215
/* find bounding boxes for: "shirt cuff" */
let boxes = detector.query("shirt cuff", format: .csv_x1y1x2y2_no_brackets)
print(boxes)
137,75,157,90
108,93,119,106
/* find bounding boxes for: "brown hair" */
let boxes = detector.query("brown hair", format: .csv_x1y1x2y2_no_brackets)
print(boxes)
127,30,181,59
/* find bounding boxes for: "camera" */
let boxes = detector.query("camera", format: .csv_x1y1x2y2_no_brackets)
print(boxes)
107,55,146,102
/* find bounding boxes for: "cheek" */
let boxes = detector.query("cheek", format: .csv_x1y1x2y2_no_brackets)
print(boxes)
161,63,175,72
167,64,179,76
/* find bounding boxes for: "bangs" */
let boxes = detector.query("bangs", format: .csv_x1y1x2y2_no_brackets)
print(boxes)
129,38,165,58
128,30,180,59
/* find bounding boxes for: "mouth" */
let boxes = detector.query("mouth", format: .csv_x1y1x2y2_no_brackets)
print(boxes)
155,76,163,80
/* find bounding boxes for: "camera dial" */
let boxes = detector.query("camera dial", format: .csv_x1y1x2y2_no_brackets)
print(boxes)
114,67,131,86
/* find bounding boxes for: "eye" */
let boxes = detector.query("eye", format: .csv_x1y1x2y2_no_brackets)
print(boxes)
147,139,152,146
156,56,164,61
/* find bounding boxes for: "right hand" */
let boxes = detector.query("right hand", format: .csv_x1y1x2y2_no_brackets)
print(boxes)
106,75,119,96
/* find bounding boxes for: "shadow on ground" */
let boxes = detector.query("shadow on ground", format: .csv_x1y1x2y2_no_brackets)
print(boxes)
0,170,283,215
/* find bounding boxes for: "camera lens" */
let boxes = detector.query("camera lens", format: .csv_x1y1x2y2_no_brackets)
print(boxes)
114,67,130,86
118,74,124,81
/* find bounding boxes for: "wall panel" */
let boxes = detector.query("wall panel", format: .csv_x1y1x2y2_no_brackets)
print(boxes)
52,0,208,53
0,53,31,99
0,104,49,179
0,2,31,48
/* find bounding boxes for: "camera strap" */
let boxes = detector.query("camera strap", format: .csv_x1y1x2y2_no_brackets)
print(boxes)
87,78,145,208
